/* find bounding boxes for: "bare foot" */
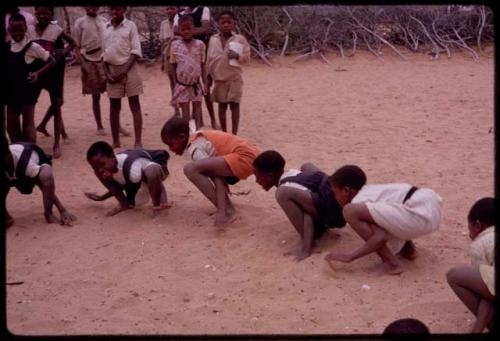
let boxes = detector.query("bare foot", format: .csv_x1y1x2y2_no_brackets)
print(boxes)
398,240,417,260
372,261,404,276
119,127,131,137
214,210,237,226
45,213,61,225
112,142,121,149
62,136,73,144
97,128,106,136
134,142,143,149
53,146,61,159
36,126,50,137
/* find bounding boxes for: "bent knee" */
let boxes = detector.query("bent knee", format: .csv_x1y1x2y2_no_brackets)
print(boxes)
144,164,163,180
446,266,461,284
342,204,356,222
275,186,293,204
183,162,198,179
38,166,54,186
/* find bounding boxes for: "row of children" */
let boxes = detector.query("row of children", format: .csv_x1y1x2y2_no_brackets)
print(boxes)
5,115,494,332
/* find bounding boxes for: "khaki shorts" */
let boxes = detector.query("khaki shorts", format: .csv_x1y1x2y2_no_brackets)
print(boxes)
81,59,106,95
106,63,143,98
211,78,243,103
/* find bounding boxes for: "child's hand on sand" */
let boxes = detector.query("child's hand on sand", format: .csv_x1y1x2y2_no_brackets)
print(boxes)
60,210,77,226
85,192,102,201
106,204,131,217
325,252,353,263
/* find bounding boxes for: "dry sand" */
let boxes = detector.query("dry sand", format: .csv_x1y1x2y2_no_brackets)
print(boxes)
5,48,494,335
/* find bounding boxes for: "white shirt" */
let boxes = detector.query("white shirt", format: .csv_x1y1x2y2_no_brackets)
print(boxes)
9,36,50,64
112,153,156,185
187,135,216,161
27,21,63,43
73,14,107,62
103,17,142,65
352,183,413,204
8,144,46,179
279,169,309,191
159,18,174,41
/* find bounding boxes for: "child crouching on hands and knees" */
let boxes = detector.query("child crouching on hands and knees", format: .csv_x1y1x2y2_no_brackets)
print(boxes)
447,197,494,333
5,142,76,226
85,141,171,217
161,117,260,227
253,151,347,261
325,165,443,275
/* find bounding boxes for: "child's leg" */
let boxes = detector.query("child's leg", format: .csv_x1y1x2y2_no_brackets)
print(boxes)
127,95,143,148
143,164,168,207
36,103,52,135
36,165,59,224
7,105,22,142
180,103,190,121
21,104,36,143
447,264,495,332
218,103,229,132
109,98,122,148
92,94,105,133
275,186,316,260
49,92,63,158
327,203,403,274
53,194,77,226
192,101,202,130
229,102,240,135
205,76,217,128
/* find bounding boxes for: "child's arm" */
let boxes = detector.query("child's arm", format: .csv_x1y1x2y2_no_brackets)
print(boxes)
168,45,177,92
201,43,208,94
53,194,77,226
28,55,56,83
53,32,76,62
94,177,132,216
85,191,113,201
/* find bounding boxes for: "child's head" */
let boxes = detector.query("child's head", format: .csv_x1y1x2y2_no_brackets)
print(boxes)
467,197,494,240
383,318,430,335
217,10,236,34
109,6,126,21
165,7,177,19
330,165,366,207
8,13,27,42
86,141,117,180
84,6,99,17
178,14,195,41
34,7,54,26
160,117,190,155
253,150,285,191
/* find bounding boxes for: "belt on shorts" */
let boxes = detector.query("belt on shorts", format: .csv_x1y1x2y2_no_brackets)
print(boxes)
176,79,200,96
403,186,419,204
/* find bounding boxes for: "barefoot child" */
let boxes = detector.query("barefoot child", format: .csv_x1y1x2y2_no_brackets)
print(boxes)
446,197,494,333
5,142,76,226
160,7,180,117
85,141,170,217
161,117,260,226
169,15,208,130
103,6,144,149
29,6,76,158
324,165,443,275
207,10,250,135
73,6,107,136
253,151,346,261
5,13,55,144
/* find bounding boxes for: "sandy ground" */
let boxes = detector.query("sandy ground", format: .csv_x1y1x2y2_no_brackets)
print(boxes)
5,48,494,336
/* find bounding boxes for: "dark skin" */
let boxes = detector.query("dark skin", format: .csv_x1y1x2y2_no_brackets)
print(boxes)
105,7,143,149
162,131,236,226
85,153,170,216
169,20,208,130
6,20,56,144
33,7,76,158
162,7,181,117
216,14,242,135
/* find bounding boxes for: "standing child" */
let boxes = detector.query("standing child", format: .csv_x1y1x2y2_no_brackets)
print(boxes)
447,197,494,333
160,6,180,117
103,6,144,149
324,165,443,275
5,13,55,144
85,141,171,217
73,6,108,136
5,142,76,226
29,6,76,158
207,10,250,135
169,15,208,130
161,117,260,226
253,151,346,261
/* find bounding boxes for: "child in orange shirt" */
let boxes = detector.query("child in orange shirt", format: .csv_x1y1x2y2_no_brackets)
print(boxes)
161,116,260,226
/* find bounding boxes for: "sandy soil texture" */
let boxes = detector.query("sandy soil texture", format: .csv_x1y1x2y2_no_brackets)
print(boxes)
5,48,494,335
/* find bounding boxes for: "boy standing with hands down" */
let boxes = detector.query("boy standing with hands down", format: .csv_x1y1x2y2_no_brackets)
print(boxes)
207,11,250,135
103,6,143,149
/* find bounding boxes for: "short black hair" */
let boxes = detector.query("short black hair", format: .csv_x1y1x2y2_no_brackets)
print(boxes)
34,6,54,14
218,10,236,21
9,13,26,24
161,117,190,143
383,318,430,335
178,14,194,25
86,141,114,161
253,150,285,173
330,165,366,190
468,197,495,226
